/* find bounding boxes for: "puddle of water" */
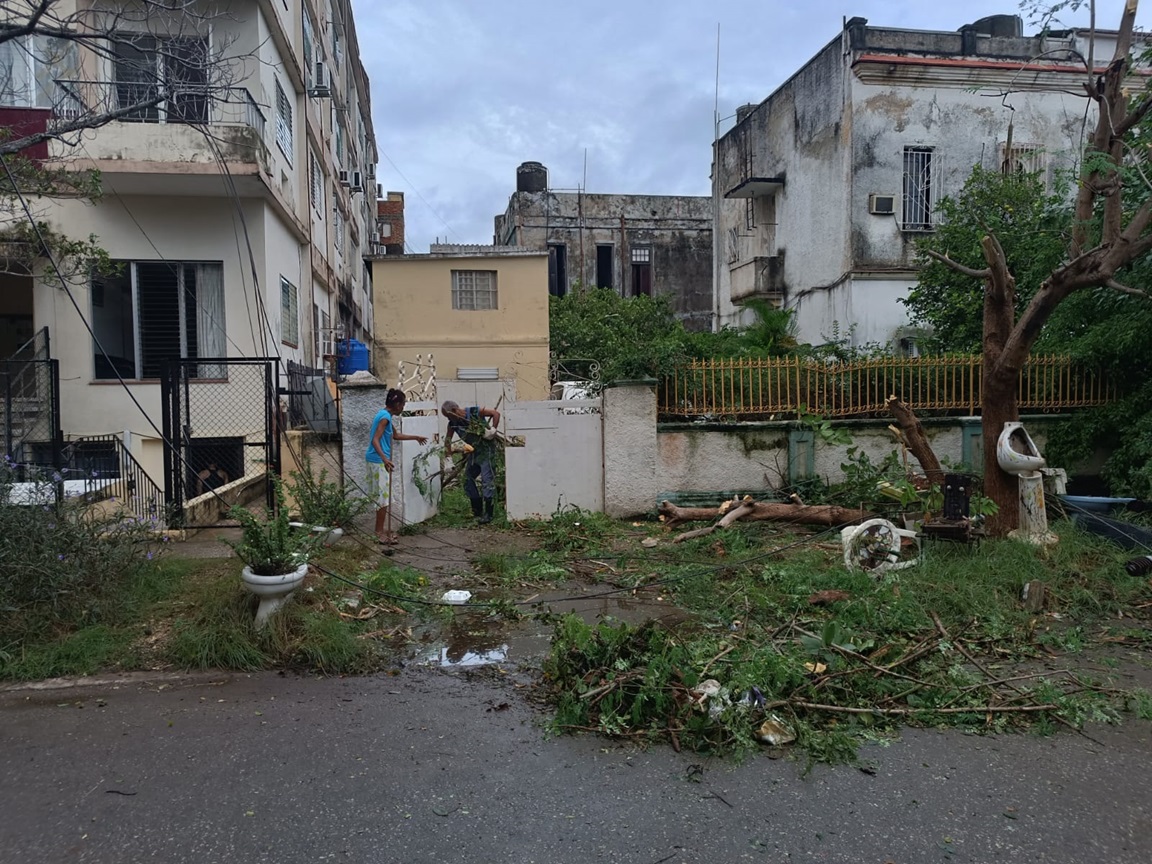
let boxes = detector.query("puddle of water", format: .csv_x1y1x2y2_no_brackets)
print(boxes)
414,585,688,669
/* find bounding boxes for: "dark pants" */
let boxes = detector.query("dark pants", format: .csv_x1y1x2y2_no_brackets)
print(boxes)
464,453,495,501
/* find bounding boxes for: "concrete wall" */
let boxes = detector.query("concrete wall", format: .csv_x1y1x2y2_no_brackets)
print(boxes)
371,252,551,400
602,381,658,518
495,189,714,331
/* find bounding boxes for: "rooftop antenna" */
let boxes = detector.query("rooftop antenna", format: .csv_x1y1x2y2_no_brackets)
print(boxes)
714,22,721,136
582,147,587,192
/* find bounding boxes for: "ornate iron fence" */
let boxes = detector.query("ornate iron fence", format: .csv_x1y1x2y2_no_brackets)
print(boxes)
658,355,1115,420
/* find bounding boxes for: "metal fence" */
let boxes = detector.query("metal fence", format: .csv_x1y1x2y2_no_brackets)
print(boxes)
286,360,339,435
161,358,280,527
658,355,1116,420
1,328,61,477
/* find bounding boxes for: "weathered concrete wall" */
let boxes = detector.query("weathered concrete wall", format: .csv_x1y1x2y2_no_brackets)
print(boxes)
715,36,849,331
602,381,658,518
338,376,388,508
496,189,714,331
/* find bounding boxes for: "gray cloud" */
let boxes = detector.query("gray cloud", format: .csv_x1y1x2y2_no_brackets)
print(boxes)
350,0,1112,251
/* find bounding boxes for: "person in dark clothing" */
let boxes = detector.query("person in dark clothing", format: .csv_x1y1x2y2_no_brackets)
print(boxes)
197,462,230,496
441,400,501,524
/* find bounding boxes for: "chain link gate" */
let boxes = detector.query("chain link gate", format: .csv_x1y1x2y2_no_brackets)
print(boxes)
161,358,281,528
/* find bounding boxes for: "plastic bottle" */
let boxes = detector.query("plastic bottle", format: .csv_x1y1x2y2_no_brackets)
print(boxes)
1124,555,1152,577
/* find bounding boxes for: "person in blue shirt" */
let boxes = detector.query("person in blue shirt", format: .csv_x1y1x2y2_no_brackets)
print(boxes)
441,400,501,524
366,388,427,545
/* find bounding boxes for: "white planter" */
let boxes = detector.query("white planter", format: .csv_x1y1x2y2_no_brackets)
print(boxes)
240,562,309,628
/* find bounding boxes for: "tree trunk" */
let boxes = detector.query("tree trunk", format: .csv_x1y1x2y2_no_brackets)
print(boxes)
659,500,874,527
981,368,1020,536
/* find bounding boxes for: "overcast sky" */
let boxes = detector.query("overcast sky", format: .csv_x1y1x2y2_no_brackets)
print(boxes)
349,1,1118,252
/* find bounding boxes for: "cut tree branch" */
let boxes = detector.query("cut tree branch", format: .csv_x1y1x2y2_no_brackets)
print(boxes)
659,500,874,528
924,249,990,279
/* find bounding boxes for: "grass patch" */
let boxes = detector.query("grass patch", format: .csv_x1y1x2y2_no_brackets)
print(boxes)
539,519,1152,763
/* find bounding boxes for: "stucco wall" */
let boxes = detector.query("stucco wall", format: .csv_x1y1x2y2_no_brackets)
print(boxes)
602,382,658,518
371,253,551,400
715,36,849,330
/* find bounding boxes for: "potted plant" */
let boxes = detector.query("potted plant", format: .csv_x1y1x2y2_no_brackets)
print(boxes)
226,475,319,628
287,460,368,546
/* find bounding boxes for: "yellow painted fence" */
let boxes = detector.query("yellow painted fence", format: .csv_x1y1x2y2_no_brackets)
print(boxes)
658,356,1115,420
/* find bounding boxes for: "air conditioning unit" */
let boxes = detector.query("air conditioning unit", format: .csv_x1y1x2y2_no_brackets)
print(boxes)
338,170,350,187
366,164,376,180
350,170,363,192
868,193,896,215
308,61,332,98
370,231,382,245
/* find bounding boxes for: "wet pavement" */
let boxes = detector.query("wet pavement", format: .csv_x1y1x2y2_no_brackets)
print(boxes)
2,667,1151,864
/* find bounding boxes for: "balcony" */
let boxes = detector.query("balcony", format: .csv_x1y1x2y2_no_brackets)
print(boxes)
48,82,269,193
730,253,785,304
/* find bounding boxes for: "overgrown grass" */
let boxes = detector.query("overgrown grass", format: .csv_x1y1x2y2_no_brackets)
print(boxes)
1,536,437,680
539,518,1152,763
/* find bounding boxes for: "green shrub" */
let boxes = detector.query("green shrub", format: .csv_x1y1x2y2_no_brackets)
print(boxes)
0,462,162,644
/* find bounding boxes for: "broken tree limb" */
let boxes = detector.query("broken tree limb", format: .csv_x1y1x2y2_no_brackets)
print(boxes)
659,500,874,528
672,500,756,543
885,395,945,486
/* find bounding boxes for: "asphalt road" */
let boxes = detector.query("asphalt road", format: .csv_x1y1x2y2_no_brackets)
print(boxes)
2,667,1150,864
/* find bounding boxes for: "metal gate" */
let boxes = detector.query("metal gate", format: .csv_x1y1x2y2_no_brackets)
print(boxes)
161,358,280,527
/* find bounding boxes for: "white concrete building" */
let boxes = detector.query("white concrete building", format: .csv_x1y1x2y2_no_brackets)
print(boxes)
713,14,1132,349
0,0,377,485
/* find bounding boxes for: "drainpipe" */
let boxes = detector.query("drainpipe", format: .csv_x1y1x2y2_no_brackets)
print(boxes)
619,213,627,297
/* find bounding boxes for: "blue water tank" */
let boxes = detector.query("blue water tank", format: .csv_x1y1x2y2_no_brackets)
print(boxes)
337,339,370,376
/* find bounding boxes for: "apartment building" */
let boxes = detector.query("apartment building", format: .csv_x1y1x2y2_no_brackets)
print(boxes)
0,0,377,487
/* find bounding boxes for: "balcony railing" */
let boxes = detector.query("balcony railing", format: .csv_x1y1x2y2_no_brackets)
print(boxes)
51,81,266,139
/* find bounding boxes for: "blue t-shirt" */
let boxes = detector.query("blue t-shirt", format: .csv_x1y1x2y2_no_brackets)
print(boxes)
365,409,394,463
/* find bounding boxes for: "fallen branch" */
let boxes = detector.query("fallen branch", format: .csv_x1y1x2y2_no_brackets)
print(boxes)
660,500,874,528
785,700,1058,716
886,396,945,485
672,500,757,543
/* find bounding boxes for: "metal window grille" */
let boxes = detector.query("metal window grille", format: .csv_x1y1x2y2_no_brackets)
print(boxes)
902,146,939,231
275,78,292,164
280,276,299,347
451,270,498,310
631,247,651,263
999,142,1049,187
309,149,323,212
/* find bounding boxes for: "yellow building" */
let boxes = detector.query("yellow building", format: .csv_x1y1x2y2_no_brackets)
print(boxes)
370,246,551,400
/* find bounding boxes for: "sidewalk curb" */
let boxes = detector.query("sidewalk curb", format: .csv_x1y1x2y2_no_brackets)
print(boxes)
0,670,239,694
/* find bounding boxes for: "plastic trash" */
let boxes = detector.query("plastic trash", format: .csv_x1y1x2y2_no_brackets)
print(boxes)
756,715,796,746
441,590,472,605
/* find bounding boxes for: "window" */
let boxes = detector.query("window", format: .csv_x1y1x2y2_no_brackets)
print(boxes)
0,35,79,109
999,142,1049,188
333,206,345,259
112,34,209,124
92,261,226,380
631,246,652,297
902,146,939,231
547,243,568,298
333,113,346,169
596,245,614,289
316,308,332,359
303,11,315,77
280,277,299,347
275,78,293,163
309,148,324,212
451,271,498,310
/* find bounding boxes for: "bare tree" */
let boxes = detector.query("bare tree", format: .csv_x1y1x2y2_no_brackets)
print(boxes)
928,0,1152,536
